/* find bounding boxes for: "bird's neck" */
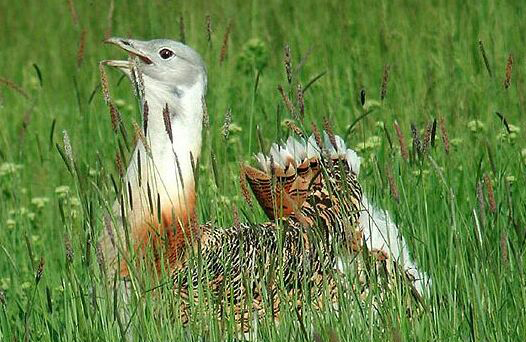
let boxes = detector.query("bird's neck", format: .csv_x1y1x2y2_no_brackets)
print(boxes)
121,77,205,268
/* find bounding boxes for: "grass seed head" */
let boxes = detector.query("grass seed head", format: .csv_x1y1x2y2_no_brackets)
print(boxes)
64,235,74,264
393,121,409,161
95,242,105,274
67,0,79,26
239,165,252,206
222,108,232,140
99,63,111,105
484,174,496,213
219,22,232,63
163,103,174,143
386,164,399,202
500,232,508,263
478,40,492,77
296,83,304,119
115,151,124,178
380,64,390,101
504,53,513,89
109,102,121,133
438,116,450,154
104,215,116,248
76,29,86,68
323,116,338,151
35,257,45,284
410,123,422,157
179,15,186,44
62,130,74,165
205,15,212,43
277,85,296,119
284,44,292,84
142,100,149,135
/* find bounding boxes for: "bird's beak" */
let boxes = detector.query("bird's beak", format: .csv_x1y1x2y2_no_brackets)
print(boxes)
103,37,153,70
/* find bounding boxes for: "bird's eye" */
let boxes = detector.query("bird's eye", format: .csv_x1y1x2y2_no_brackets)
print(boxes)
159,48,174,60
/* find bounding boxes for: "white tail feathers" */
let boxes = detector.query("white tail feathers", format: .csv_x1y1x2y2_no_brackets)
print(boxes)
359,196,430,295
254,133,361,175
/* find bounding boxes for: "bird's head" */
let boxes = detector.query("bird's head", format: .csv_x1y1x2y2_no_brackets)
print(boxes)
104,37,207,96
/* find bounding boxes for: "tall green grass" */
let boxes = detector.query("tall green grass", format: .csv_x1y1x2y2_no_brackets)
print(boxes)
1,0,525,340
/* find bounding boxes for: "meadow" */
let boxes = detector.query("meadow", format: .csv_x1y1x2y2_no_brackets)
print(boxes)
1,0,525,340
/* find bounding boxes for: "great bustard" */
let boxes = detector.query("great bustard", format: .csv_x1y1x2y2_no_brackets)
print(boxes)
100,37,428,329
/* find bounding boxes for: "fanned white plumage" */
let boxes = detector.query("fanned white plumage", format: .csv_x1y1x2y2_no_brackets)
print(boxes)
253,132,429,295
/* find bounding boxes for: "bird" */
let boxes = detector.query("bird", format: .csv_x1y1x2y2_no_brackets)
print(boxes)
100,37,428,332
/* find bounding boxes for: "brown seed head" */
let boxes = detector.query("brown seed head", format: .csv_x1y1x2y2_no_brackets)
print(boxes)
239,165,252,206
386,164,399,202
438,117,450,154
109,102,121,133
323,116,338,151
219,22,232,63
77,29,87,68
163,103,173,143
35,257,45,284
222,108,232,140
99,63,111,105
393,121,409,161
284,44,292,84
504,53,513,89
380,64,390,101
205,15,212,43
64,235,74,264
484,174,496,214
277,85,296,119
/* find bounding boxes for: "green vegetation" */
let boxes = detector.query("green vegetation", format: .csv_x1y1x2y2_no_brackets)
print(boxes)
1,0,525,340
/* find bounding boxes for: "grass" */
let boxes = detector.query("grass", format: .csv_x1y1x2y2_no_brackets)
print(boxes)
1,0,526,340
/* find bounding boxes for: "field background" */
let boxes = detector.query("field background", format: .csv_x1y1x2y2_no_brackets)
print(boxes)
1,0,525,340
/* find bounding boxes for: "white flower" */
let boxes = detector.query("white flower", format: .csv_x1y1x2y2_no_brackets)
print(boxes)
55,186,70,198
467,120,485,133
31,197,50,209
0,163,23,177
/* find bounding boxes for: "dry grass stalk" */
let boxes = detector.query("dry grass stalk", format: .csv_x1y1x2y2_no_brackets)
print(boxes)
296,83,304,120
222,108,232,140
163,104,173,143
386,164,399,202
239,164,252,206
0,77,29,99
277,85,296,119
380,64,390,101
478,40,492,77
105,0,115,39
438,116,450,154
393,121,409,161
109,102,121,133
179,15,186,44
484,174,497,213
504,53,513,89
219,22,232,63
205,15,212,43
67,0,79,27
284,44,292,84
77,29,87,68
